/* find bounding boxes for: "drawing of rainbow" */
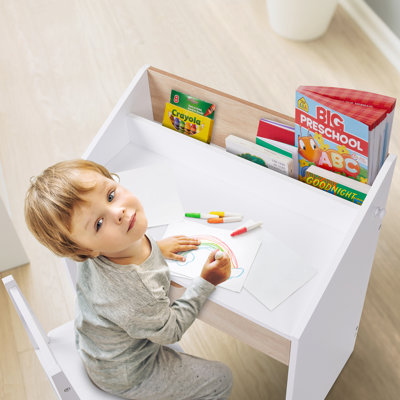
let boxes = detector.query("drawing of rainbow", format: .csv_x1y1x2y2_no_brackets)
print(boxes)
177,234,243,279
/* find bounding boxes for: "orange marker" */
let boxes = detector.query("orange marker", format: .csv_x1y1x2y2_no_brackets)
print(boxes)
207,216,242,223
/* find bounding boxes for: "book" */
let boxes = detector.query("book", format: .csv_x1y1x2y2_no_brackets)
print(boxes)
295,86,395,185
255,137,299,178
257,118,295,146
225,135,294,177
298,86,396,171
305,165,370,205
170,90,216,119
162,103,213,144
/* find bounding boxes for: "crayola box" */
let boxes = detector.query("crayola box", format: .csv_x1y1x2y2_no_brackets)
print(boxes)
162,103,214,144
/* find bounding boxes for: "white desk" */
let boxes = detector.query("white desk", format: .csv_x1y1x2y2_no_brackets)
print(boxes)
83,65,396,400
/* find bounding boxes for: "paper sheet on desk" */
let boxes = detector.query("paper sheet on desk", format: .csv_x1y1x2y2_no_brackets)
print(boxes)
117,164,184,227
244,231,317,310
164,220,261,292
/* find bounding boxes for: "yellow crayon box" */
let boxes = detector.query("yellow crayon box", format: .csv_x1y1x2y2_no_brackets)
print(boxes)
162,103,213,144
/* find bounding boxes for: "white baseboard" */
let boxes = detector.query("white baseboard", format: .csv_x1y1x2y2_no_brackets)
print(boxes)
340,0,400,73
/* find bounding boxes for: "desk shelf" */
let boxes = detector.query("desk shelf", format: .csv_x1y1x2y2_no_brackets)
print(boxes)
83,65,396,400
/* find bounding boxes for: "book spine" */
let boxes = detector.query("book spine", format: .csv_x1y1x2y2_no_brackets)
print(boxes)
257,119,295,146
305,171,367,205
226,136,293,177
255,137,293,158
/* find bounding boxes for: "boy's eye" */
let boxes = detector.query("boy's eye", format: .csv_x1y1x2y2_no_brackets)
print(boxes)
108,190,115,202
96,218,103,232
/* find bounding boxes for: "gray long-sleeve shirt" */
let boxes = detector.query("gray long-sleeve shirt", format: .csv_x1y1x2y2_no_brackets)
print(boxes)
75,235,215,394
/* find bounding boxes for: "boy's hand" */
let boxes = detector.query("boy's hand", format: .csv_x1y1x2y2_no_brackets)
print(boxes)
157,236,201,261
201,249,231,286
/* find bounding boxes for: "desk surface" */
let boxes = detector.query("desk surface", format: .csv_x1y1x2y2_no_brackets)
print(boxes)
109,129,354,338
1,1,400,399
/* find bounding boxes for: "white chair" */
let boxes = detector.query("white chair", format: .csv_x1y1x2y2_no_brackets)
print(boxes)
2,275,120,399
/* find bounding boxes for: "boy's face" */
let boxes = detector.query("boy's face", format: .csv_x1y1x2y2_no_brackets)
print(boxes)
70,170,148,259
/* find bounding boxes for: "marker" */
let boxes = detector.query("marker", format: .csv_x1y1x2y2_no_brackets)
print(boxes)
215,251,224,260
230,220,263,236
185,213,217,219
209,211,242,218
207,216,242,223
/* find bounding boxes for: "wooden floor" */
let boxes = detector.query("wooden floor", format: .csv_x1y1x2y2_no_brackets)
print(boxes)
1,1,400,399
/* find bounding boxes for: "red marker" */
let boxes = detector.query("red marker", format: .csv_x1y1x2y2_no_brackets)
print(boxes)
231,221,263,236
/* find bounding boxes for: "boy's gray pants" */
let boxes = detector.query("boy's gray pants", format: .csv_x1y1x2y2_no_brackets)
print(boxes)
119,346,233,400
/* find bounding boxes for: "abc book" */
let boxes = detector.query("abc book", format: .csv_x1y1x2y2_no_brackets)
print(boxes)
295,87,387,184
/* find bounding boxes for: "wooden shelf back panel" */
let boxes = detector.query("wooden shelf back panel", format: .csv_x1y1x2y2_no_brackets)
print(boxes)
148,67,295,148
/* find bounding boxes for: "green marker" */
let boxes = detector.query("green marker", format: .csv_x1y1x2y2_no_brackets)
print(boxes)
185,213,216,219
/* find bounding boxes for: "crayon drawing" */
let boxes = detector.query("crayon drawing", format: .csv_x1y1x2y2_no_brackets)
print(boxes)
174,234,244,279
164,220,261,292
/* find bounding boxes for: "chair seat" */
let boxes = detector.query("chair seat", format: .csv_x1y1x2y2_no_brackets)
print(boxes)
48,321,120,399
48,321,184,399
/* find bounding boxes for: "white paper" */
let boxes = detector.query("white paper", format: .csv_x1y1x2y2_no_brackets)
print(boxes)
244,231,317,310
164,220,261,292
117,164,184,227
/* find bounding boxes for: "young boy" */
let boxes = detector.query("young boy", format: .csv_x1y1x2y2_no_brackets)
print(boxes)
25,159,233,399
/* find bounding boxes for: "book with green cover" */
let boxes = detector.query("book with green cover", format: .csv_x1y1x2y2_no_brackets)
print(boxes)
256,137,298,178
256,138,293,158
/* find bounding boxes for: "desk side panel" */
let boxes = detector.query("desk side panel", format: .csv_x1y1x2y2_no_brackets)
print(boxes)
286,155,397,400
83,65,153,165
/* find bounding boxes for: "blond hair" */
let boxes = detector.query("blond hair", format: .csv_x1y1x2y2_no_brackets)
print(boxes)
25,159,114,262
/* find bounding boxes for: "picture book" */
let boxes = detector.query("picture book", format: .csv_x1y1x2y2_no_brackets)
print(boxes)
295,86,389,184
170,90,216,119
225,135,294,177
305,165,370,205
257,118,295,146
297,86,396,171
256,137,298,178
162,103,213,144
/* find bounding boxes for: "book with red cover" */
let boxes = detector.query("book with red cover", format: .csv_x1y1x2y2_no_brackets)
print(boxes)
298,86,396,114
257,118,295,146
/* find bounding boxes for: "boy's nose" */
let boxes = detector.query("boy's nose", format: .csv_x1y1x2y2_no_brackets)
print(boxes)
112,207,125,223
